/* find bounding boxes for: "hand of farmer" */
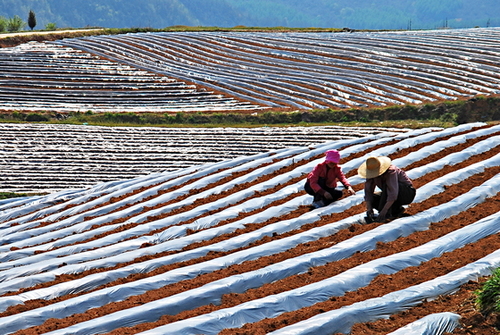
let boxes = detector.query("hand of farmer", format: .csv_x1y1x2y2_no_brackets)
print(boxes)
323,191,333,200
377,210,387,222
378,201,394,222
346,186,355,195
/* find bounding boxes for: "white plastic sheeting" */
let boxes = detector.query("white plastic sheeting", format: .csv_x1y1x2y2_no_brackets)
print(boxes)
266,257,488,335
0,123,498,335
3,123,388,194
129,33,416,107
116,179,500,335
0,171,189,228
387,312,461,335
0,168,198,237
3,27,500,120
267,262,492,335
0,41,263,113
0,124,490,293
0,126,459,272
0,189,83,223
0,196,43,210
54,28,500,111
3,153,500,335
393,127,500,177
0,159,223,226
346,122,489,185
0,148,301,250
178,33,435,104
0,131,394,256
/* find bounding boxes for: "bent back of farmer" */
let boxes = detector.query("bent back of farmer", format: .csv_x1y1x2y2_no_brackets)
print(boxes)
358,156,416,222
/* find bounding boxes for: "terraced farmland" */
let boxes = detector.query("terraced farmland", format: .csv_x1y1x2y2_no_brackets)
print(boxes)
0,122,499,334
1,27,500,112
0,123,403,194
0,41,260,113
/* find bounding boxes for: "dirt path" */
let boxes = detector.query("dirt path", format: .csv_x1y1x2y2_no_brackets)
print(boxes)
0,28,103,39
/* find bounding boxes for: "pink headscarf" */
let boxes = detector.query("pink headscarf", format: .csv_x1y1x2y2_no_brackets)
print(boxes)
325,150,340,164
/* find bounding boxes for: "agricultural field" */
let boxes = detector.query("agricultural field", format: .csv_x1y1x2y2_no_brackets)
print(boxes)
1,27,500,112
1,26,500,334
0,122,499,334
0,123,405,194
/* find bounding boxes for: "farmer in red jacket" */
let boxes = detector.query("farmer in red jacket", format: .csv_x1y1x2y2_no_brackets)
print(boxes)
305,149,355,209
358,156,416,222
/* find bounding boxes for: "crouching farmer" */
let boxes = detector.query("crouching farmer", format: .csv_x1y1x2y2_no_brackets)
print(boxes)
358,156,416,222
305,149,355,209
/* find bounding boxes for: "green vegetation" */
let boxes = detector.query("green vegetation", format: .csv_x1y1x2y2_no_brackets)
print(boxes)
0,14,28,33
6,15,26,32
476,268,500,326
0,16,6,32
0,192,28,200
44,22,56,30
1,96,499,129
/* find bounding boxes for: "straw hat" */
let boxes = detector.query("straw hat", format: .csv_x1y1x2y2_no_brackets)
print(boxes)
325,149,340,164
357,156,392,179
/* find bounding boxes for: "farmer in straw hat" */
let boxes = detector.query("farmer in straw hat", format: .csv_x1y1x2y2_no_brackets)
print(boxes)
305,149,355,209
358,156,416,222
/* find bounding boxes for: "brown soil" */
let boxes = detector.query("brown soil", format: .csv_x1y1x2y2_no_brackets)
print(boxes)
5,123,500,335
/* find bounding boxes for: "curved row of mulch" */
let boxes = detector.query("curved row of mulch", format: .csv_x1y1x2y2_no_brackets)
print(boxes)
2,125,492,282
4,124,500,334
1,126,481,291
9,125,479,255
14,159,500,335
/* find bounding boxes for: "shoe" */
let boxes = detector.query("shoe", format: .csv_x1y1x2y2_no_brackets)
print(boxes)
312,200,325,209
364,213,378,224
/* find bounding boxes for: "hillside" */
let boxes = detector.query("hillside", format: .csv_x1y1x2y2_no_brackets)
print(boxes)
2,27,500,114
1,15,500,335
1,0,500,31
0,122,498,334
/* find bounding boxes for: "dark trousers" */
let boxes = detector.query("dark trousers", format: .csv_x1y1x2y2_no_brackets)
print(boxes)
304,179,343,205
372,182,416,216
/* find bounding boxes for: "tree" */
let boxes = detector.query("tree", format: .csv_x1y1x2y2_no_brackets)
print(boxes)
28,10,36,30
7,15,26,32
45,22,57,31
0,16,7,32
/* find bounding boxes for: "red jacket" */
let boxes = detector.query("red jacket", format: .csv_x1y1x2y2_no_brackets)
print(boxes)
307,162,351,193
